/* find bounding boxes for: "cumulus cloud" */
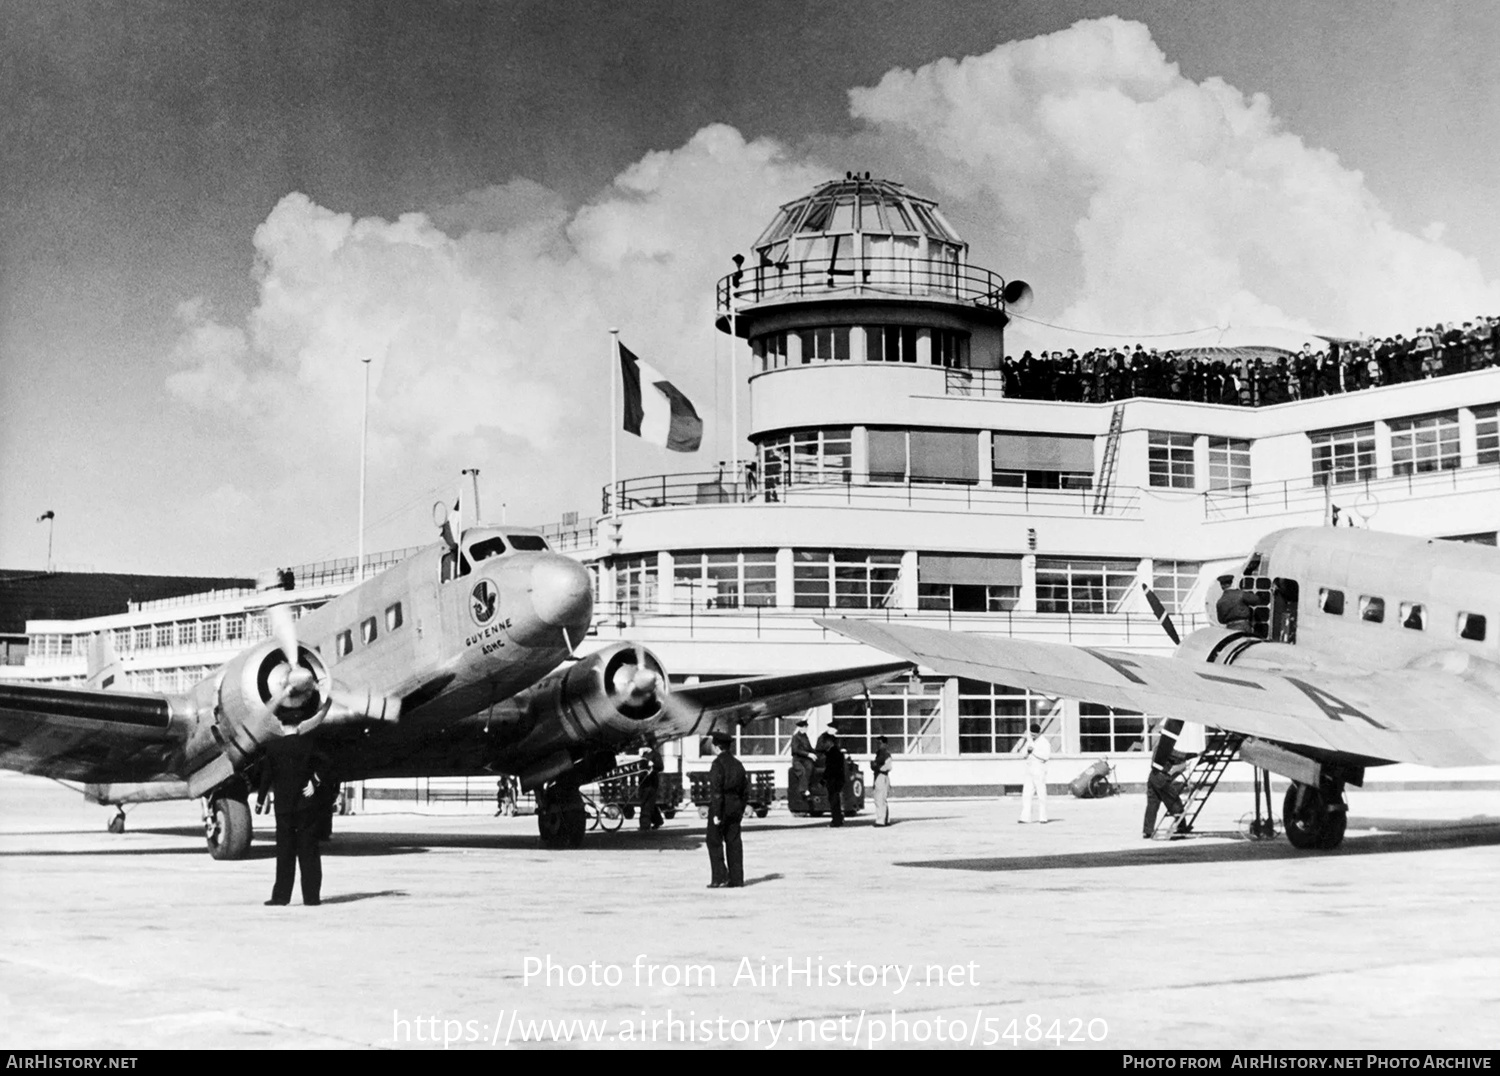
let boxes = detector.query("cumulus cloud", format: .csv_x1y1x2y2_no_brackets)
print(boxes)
848,17,1500,346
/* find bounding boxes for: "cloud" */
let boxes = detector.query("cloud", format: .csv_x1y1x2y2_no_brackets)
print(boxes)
847,16,1500,345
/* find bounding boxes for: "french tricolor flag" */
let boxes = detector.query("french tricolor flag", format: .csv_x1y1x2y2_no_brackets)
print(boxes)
618,342,702,453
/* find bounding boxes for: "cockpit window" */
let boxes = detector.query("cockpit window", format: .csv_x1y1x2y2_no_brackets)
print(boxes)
506,534,549,551
1241,553,1263,577
469,537,507,562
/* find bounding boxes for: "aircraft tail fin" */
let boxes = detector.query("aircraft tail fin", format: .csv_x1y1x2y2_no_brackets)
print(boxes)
84,631,123,690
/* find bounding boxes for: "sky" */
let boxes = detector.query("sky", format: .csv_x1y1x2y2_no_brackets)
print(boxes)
3,1,1500,576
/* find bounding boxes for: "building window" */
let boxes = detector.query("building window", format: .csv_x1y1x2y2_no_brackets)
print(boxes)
1319,588,1345,615
247,613,269,641
200,617,221,645
1152,561,1202,614
917,584,1019,612
1148,432,1195,489
1389,412,1460,475
1359,595,1384,623
957,679,1060,755
1311,425,1376,486
614,555,658,612
1475,406,1499,466
360,616,378,645
757,428,852,491
1079,702,1147,753
992,433,1094,490
755,332,789,371
672,550,776,608
113,627,132,654
736,715,805,757
798,326,850,363
1035,558,1137,614
133,626,153,651
867,324,917,363
830,677,943,755
385,602,403,631
1208,437,1251,490
224,615,244,643
792,549,901,609
177,621,197,647
932,329,966,368
1458,612,1486,641
155,624,173,649
869,428,979,484
335,630,353,657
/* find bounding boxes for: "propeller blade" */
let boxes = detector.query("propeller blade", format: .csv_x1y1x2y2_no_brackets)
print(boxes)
267,601,299,668
1140,583,1181,645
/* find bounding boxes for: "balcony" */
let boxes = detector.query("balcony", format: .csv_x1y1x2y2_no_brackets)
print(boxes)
716,256,1008,321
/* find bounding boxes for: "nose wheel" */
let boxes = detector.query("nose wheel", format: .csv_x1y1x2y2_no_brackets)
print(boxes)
1283,781,1347,850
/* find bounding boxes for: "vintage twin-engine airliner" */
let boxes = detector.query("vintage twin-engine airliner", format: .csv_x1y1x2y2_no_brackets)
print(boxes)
824,527,1500,851
0,517,908,856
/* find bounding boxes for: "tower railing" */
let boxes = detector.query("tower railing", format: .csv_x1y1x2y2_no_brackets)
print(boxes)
716,256,1006,313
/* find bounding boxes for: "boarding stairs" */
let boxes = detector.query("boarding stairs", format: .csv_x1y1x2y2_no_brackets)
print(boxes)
1151,730,1245,839
1092,404,1126,514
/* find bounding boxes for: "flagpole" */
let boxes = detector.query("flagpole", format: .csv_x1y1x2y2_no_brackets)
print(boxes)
729,305,739,475
609,328,620,521
358,356,371,581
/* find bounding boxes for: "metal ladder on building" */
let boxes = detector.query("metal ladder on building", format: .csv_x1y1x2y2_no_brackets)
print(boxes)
1152,730,1245,838
1092,404,1126,515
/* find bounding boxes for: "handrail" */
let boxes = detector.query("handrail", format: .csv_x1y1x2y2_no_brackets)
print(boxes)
1201,459,1500,519
717,256,1007,313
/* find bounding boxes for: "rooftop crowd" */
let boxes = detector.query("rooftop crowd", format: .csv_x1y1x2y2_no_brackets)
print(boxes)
996,317,1500,406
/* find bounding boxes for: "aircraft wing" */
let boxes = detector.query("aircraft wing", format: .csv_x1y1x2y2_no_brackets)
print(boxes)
0,681,187,783
670,661,914,735
815,620,1500,768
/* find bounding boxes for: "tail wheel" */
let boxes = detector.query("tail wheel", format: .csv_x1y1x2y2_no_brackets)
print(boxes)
206,796,252,860
1283,783,1347,851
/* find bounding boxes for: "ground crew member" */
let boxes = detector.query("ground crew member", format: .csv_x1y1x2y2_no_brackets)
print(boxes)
1017,722,1051,824
1216,574,1253,632
705,731,748,888
788,719,816,809
638,739,664,831
264,739,326,906
871,735,893,827
818,722,846,827
1144,747,1197,838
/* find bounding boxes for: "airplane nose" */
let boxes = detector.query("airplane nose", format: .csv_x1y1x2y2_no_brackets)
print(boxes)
530,556,593,628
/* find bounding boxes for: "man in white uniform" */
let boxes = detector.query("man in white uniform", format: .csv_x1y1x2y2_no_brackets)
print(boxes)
1017,721,1051,824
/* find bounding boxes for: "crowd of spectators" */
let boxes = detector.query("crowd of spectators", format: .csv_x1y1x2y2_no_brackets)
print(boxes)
993,317,1500,407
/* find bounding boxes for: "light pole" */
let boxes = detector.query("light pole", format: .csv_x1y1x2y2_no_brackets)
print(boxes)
358,357,372,581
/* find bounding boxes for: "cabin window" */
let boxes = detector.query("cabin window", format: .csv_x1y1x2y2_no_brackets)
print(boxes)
385,602,403,631
1359,596,1384,623
1318,588,1344,615
1400,602,1426,630
1458,612,1486,642
335,630,353,657
360,616,378,645
469,537,507,562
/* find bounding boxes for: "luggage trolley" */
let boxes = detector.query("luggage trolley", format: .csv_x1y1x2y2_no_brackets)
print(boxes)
689,769,777,819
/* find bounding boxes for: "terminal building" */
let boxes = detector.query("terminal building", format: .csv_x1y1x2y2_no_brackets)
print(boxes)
12,176,1500,806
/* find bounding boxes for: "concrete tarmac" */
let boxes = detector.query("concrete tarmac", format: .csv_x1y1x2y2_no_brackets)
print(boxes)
2,772,1497,1051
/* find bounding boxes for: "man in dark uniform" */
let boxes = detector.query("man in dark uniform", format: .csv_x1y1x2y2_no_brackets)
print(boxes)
1143,746,1196,838
638,739,664,831
1215,574,1253,633
817,722,847,828
264,738,326,906
705,731,748,889
787,718,817,811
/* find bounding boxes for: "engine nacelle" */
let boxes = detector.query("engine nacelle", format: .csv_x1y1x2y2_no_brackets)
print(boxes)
511,643,672,789
205,638,331,769
1174,627,1328,674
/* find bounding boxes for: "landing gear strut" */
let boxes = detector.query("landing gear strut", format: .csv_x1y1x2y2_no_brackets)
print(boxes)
107,808,126,835
536,783,586,849
204,785,253,860
1283,780,1347,851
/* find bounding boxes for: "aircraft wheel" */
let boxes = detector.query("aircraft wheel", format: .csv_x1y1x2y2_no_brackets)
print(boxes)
206,796,253,860
1283,783,1346,851
107,809,126,835
753,806,769,819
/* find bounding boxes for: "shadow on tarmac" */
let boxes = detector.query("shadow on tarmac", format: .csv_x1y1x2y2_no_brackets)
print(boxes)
897,817,1500,872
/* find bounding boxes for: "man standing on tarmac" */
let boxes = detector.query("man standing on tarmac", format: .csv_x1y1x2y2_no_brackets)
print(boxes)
817,721,847,828
263,738,327,906
788,718,817,809
638,738,664,831
1016,721,1051,824
706,731,748,888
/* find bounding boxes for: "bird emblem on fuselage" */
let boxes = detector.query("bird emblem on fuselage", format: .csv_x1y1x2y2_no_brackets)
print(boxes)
470,579,499,625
